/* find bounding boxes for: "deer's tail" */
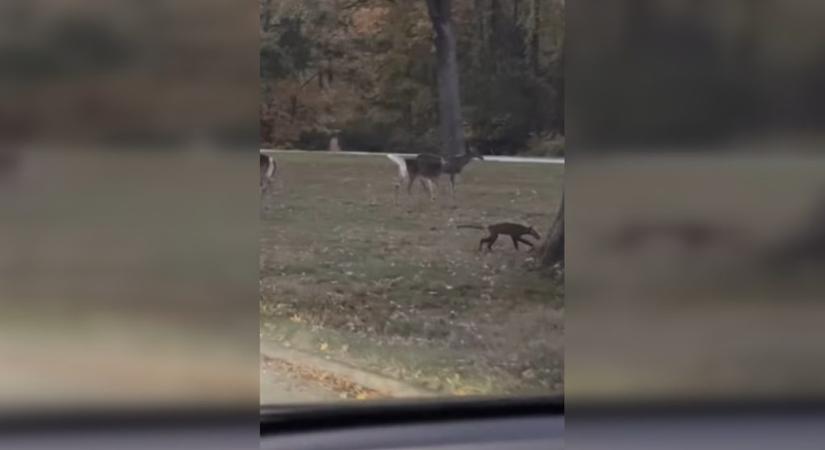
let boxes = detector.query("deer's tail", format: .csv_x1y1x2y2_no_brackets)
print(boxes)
457,224,486,231
265,155,276,178
387,154,409,180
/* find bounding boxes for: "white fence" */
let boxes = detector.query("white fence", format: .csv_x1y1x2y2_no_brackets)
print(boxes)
261,149,564,165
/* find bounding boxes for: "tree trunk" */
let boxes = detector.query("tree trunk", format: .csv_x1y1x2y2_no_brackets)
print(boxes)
490,0,501,73
531,0,541,75
289,95,298,122
425,0,466,157
260,0,272,32
473,0,485,68
541,197,564,268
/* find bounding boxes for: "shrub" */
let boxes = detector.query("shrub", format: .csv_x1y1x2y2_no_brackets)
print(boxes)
339,120,392,152
524,133,565,157
297,129,332,150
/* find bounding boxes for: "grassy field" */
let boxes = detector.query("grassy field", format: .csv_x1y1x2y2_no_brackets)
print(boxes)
260,152,564,396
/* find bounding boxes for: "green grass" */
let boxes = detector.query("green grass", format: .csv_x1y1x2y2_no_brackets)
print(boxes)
261,152,564,396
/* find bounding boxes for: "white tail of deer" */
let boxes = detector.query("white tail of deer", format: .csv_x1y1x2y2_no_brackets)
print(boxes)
387,154,410,202
387,154,409,180
260,153,276,194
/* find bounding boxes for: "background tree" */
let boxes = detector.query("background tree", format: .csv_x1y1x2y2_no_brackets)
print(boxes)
425,0,466,157
260,0,565,155
540,196,564,268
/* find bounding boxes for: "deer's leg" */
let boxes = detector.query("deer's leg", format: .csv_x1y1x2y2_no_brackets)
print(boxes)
395,172,408,203
511,236,520,250
449,174,456,197
426,179,437,201
260,178,269,214
407,175,417,194
435,177,447,199
392,173,400,194
260,175,270,195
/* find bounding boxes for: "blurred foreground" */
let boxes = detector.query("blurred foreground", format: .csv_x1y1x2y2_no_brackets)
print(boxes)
0,149,258,413
0,0,260,428
568,0,825,448
568,153,825,403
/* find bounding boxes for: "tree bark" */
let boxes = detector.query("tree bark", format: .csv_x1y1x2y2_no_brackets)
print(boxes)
425,0,466,157
541,197,564,268
531,0,541,75
473,0,485,68
490,0,501,73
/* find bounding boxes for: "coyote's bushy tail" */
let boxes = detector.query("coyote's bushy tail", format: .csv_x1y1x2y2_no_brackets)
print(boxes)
387,154,409,180
457,224,486,230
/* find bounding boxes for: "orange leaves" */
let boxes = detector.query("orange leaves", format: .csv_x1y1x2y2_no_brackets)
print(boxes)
263,356,388,401
351,7,391,36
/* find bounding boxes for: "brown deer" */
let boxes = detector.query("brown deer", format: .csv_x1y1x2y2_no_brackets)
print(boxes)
387,144,483,201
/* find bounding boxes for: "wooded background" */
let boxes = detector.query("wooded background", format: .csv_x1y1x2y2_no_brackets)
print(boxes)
260,0,565,156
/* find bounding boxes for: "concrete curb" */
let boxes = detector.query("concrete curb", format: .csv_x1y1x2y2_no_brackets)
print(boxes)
260,341,436,399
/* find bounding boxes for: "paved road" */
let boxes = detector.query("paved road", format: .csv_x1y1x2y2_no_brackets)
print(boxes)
261,149,564,165
260,359,340,405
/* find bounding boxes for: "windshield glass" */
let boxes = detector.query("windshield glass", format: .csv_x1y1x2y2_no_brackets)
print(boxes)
260,0,565,404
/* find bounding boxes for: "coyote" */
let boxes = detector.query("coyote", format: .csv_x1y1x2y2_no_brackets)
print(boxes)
458,222,541,252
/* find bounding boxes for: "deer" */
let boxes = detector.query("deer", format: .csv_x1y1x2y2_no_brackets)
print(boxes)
387,144,483,201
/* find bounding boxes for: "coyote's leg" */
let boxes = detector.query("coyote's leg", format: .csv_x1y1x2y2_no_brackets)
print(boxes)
517,237,535,251
480,234,498,251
